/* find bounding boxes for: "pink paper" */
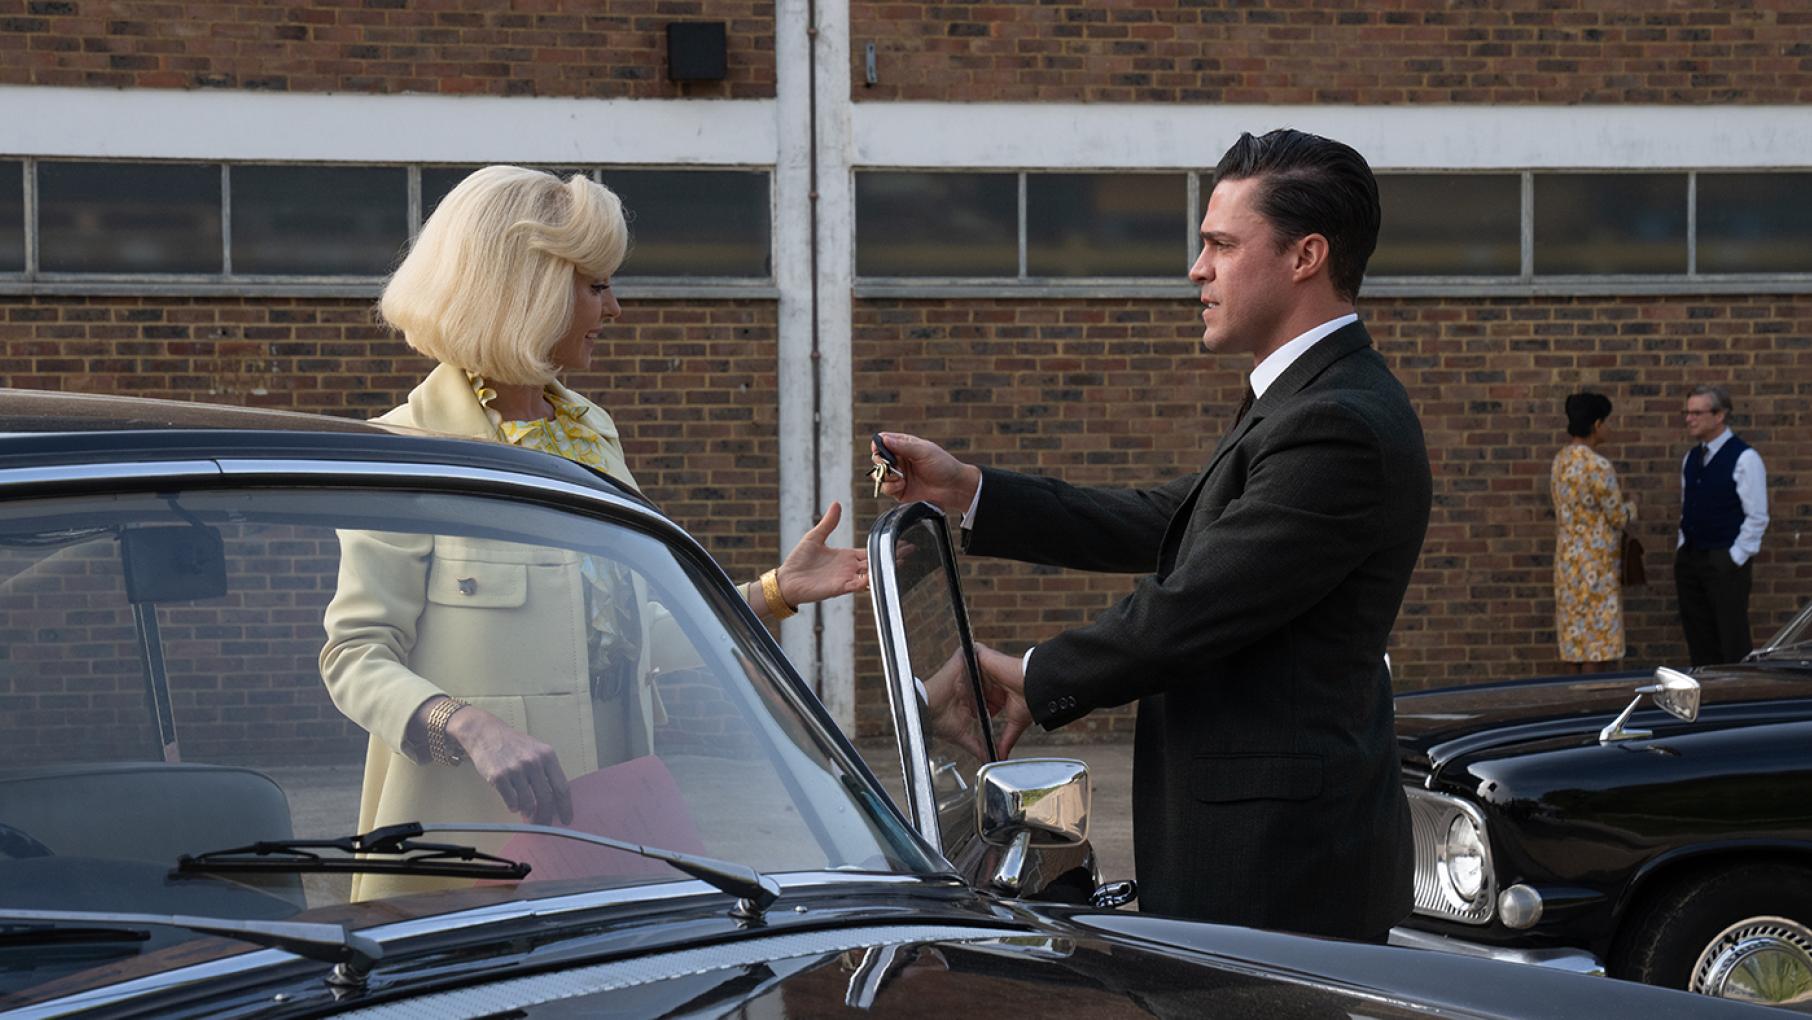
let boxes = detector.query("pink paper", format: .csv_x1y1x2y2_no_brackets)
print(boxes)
497,755,707,883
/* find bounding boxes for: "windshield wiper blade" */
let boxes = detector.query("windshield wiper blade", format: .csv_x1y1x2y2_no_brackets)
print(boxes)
417,821,782,922
176,822,531,880
0,909,380,983
181,821,781,921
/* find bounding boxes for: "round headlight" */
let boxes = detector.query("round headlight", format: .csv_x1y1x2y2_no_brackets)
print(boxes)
1439,812,1488,907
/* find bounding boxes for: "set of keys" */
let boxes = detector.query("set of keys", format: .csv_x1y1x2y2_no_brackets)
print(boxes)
869,431,903,498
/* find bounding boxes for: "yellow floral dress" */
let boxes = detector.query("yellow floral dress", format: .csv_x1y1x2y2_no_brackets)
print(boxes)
1551,443,1634,663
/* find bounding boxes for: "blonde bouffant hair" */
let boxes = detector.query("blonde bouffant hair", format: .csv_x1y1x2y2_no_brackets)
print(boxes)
381,166,628,386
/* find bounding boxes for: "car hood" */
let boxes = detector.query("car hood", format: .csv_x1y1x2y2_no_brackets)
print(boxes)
1394,664,1812,772
338,909,1761,1019
7,891,1770,1018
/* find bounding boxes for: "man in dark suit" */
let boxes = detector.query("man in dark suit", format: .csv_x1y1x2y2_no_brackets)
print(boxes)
876,129,1430,942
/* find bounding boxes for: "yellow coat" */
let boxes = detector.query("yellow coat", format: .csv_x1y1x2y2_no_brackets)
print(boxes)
319,364,659,899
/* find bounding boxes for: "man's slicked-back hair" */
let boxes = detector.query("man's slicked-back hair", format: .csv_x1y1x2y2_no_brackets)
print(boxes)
1212,129,1381,303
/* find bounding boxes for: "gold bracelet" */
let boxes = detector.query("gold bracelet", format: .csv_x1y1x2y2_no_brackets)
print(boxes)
759,567,796,621
425,697,468,766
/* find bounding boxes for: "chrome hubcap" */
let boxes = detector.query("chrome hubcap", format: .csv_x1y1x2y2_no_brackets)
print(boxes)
1691,916,1812,1006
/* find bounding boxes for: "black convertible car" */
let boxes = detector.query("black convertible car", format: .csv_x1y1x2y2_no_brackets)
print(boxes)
1392,606,1812,1011
0,389,1770,1017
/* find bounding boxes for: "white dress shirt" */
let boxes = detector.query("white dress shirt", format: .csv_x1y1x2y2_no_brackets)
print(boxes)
1676,427,1769,566
979,313,1362,677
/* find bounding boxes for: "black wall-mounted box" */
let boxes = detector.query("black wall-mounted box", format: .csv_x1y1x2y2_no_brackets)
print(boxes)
667,22,727,82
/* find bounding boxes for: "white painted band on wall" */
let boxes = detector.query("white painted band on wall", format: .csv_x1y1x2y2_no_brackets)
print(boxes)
0,85,777,165
11,85,1812,172
852,103,1812,171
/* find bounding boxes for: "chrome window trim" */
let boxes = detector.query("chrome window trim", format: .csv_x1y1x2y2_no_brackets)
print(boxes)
360,871,966,944
1406,787,1496,926
867,511,943,845
0,457,663,531
0,459,223,487
6,873,969,1016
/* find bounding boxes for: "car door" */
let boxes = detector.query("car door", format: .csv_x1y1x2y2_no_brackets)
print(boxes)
866,501,1099,903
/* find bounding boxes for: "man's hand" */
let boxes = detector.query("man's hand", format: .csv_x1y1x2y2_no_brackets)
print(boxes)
974,642,1034,757
776,501,869,609
919,647,989,762
445,705,574,826
873,433,982,520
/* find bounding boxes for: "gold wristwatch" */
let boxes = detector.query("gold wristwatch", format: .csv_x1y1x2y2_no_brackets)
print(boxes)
425,696,468,766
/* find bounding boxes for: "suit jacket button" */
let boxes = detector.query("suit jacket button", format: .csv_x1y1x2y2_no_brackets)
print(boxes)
1046,701,1059,713
457,577,477,595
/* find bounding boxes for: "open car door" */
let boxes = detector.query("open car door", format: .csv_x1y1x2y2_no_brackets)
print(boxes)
867,501,1112,905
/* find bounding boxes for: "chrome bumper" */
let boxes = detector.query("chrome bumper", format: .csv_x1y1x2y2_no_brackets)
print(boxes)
1388,926,1605,977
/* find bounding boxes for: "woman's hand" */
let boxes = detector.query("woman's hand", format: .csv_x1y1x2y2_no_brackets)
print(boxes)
873,432,982,519
444,705,573,826
774,501,869,609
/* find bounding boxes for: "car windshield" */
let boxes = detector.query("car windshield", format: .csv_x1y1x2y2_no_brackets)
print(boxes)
0,485,929,981
1753,598,1812,659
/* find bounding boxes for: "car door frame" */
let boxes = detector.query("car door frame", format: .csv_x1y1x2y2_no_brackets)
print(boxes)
867,501,1099,903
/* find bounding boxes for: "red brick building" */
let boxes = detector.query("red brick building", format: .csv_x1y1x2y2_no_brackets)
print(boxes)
2,1,1808,741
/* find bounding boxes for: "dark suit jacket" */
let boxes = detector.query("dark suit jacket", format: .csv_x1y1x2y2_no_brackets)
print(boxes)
965,321,1430,939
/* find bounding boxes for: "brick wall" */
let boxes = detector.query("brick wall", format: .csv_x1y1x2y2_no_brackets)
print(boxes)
0,293,784,762
0,295,784,585
850,1,1812,104
0,0,775,98
3,292,1808,747
853,294,1812,740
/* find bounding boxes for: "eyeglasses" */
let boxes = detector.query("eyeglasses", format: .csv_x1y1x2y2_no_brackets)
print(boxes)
1683,410,1718,417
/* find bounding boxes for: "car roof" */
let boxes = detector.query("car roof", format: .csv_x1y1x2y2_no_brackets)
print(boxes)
0,388,648,506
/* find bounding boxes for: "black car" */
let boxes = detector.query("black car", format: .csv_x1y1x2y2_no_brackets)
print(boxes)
0,389,1769,1018
1391,607,1812,1010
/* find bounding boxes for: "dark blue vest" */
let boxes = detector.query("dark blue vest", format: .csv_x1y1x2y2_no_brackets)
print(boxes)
1681,434,1750,550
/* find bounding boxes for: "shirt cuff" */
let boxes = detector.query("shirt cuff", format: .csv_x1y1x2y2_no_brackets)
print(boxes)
959,472,985,530
1022,645,1035,674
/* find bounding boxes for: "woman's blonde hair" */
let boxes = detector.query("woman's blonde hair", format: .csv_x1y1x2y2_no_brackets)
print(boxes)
381,166,628,385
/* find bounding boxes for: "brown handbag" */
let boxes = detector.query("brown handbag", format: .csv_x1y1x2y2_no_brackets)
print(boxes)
1620,531,1647,587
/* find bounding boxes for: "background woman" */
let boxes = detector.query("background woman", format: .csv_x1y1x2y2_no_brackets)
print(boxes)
1551,391,1636,673
320,166,864,896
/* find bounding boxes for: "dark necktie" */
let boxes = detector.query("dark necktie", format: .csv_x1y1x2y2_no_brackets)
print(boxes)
1234,385,1256,427
1697,445,1710,468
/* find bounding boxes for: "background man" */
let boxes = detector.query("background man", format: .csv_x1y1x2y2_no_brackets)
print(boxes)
876,129,1430,942
1675,383,1769,665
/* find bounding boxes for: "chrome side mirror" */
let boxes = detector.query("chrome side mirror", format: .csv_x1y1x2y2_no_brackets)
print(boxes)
1649,667,1701,722
976,758,1089,894
1599,667,1702,744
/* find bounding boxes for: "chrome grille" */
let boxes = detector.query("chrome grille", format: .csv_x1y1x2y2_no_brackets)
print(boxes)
1407,786,1494,925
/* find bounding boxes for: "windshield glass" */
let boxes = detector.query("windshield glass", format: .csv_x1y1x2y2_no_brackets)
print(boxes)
0,485,927,994
1754,598,1812,659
